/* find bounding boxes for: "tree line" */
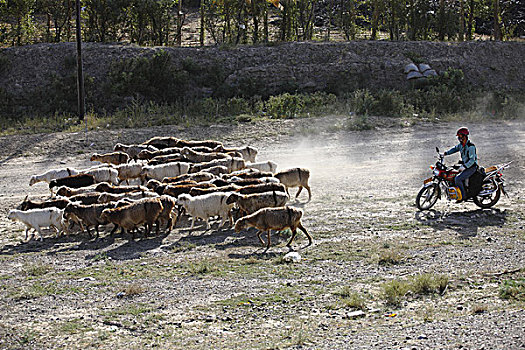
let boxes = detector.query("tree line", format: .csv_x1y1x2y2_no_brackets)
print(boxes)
0,0,523,47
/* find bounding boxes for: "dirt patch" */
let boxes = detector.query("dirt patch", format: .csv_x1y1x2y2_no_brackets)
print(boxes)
0,117,524,349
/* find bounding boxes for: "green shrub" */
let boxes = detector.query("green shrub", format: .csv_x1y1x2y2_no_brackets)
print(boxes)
266,93,305,119
499,279,525,301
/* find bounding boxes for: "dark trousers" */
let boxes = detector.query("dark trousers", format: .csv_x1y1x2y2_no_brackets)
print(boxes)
455,165,477,199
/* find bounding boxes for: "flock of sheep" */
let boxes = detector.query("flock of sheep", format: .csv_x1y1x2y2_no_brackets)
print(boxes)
8,137,313,250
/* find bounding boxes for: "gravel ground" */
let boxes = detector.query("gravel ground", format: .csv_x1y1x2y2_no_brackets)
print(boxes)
0,116,523,349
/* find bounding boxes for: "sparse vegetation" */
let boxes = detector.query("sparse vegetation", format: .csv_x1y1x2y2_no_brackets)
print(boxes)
499,279,525,301
382,274,450,307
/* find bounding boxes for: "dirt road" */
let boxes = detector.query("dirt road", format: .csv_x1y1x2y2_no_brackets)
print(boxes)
0,117,523,349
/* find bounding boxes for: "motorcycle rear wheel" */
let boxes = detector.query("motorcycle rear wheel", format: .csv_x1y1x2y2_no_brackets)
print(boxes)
473,186,501,209
416,184,440,210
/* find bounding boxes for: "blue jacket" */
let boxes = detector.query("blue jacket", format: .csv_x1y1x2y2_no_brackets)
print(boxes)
445,141,477,168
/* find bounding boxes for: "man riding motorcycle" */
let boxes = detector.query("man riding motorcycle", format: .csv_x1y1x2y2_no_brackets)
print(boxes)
443,127,477,202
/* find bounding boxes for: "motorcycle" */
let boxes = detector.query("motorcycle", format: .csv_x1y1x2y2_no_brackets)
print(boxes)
416,147,511,210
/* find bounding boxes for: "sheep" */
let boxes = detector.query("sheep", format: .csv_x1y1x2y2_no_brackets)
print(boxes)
234,206,312,250
189,184,240,196
200,165,229,176
90,152,129,165
236,183,287,195
228,177,279,187
114,143,158,161
97,191,158,204
142,162,190,181
8,208,66,241
80,167,119,185
49,174,96,193
63,202,116,238
157,195,177,232
173,139,223,149
29,168,79,186
274,168,312,202
226,190,289,216
115,163,145,185
68,192,105,205
94,182,148,194
162,171,215,184
17,195,71,211
190,157,245,173
141,136,180,149
180,147,230,163
214,145,258,163
100,198,163,238
176,192,234,230
222,169,273,180
245,160,278,174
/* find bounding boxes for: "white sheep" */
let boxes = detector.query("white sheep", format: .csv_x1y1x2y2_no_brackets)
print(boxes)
245,160,278,174
80,167,119,185
143,162,190,181
8,208,66,241
176,192,234,230
29,168,80,186
115,163,145,184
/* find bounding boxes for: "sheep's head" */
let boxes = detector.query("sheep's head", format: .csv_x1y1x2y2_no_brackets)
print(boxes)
16,195,29,211
113,143,125,152
56,186,71,197
29,176,37,186
234,217,248,232
7,210,18,221
90,154,98,162
225,193,241,205
100,209,111,221
175,194,191,206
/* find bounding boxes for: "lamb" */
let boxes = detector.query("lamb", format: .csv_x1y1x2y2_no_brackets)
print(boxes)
100,198,163,238
226,190,289,216
17,195,71,211
245,160,278,174
274,168,312,202
142,162,190,181
234,206,312,250
114,143,158,161
63,202,116,238
236,183,287,195
49,174,96,192
180,147,230,163
29,168,79,186
214,145,258,163
80,167,119,185
115,163,145,185
176,192,234,230
90,152,129,165
8,208,66,241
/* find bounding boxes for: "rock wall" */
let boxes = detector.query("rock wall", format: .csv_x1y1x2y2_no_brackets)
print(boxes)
0,41,523,115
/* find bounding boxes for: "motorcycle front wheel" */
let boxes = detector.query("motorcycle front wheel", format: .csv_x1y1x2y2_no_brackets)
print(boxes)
416,184,440,210
473,184,501,209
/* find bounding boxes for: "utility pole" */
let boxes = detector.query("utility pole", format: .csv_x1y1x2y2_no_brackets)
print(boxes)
75,0,86,140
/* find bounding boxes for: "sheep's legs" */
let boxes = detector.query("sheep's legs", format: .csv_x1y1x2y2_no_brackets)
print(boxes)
296,186,303,199
24,227,30,241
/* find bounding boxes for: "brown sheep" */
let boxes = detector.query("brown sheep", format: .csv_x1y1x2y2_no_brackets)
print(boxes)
236,183,286,195
63,202,116,238
100,198,163,238
94,182,148,194
90,152,129,165
180,147,230,163
17,195,70,211
226,190,289,216
162,172,215,184
274,168,311,202
163,183,216,198
234,206,312,250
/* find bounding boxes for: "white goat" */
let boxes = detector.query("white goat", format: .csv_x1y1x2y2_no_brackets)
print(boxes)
8,208,66,241
245,160,278,174
80,167,119,185
115,163,145,184
176,192,234,230
29,168,79,186
143,162,190,181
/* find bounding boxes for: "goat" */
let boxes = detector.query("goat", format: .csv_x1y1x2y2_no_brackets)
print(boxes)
214,145,258,163
138,147,183,160
115,163,145,185
158,195,177,232
236,183,286,195
63,203,116,238
190,157,245,173
114,143,158,161
173,139,223,149
142,162,190,181
223,169,273,180
17,195,71,211
80,167,119,185
29,168,79,186
162,171,215,184
176,192,234,230
56,184,99,197
274,168,312,202
8,208,66,241
234,206,312,250
147,154,183,165
97,191,158,204
90,152,129,165
163,183,216,198
49,174,96,193
180,147,230,163
69,192,105,205
245,160,278,174
94,182,148,194
226,190,289,216
141,136,180,149
101,198,163,238
189,184,240,196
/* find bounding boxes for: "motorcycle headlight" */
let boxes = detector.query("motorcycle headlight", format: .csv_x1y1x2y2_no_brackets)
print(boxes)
433,169,440,176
